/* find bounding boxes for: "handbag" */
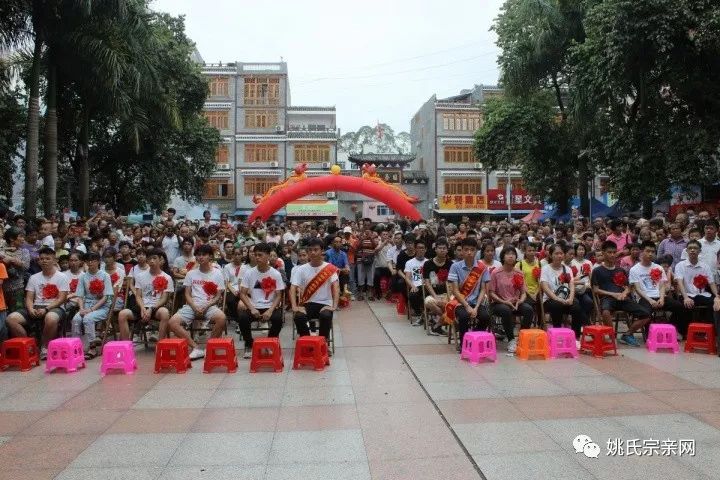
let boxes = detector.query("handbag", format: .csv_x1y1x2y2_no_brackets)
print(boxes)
554,265,570,300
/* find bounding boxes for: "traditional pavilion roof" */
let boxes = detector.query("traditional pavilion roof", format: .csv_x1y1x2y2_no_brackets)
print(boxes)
348,153,416,168
401,170,428,185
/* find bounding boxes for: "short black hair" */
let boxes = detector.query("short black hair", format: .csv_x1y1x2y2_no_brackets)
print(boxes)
687,239,701,250
499,246,518,263
640,241,656,251
601,240,618,251
103,247,117,258
705,218,719,229
435,238,449,248
197,227,210,238
414,240,426,248
181,236,194,246
460,238,478,249
195,244,213,256
3,226,22,243
119,240,132,249
306,238,325,250
167,208,176,214
84,252,101,263
254,242,272,254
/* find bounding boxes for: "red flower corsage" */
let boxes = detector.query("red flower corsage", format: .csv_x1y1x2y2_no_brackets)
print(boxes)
69,278,78,293
649,267,663,284
260,276,278,299
88,278,105,296
512,273,524,290
693,274,709,290
571,265,578,277
185,261,195,271
110,272,119,285
202,281,218,298
42,284,59,300
582,263,591,276
437,268,449,283
558,272,571,284
613,270,627,287
152,275,169,294
532,266,541,280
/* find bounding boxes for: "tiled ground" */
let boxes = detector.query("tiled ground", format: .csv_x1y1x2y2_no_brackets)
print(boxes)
0,300,719,480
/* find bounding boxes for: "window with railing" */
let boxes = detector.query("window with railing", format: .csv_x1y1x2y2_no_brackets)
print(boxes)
442,112,482,131
444,178,483,195
497,178,525,192
244,144,278,163
204,110,229,130
203,179,234,199
243,76,280,105
208,77,229,96
244,176,279,196
215,144,229,165
294,144,331,163
245,109,278,129
443,146,475,163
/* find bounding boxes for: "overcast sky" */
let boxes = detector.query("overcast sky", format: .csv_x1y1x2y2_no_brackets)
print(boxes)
151,0,505,134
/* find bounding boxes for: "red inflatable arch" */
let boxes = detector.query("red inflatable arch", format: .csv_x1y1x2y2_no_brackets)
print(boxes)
248,175,423,221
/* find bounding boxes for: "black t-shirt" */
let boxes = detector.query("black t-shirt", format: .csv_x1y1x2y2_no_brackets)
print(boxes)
422,257,453,295
396,251,413,277
590,264,626,294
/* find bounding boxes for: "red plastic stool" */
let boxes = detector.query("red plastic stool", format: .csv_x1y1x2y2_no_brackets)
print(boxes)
204,337,238,373
154,338,191,373
293,336,329,371
394,294,406,314
580,325,617,358
1,337,40,372
249,337,284,373
684,323,717,354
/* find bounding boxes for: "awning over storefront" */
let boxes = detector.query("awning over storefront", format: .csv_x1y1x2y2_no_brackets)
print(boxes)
286,200,338,217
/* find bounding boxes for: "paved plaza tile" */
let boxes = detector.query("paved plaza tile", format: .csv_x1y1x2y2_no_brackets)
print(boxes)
0,300,718,479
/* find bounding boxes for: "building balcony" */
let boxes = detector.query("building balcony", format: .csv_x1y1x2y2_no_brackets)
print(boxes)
286,131,338,141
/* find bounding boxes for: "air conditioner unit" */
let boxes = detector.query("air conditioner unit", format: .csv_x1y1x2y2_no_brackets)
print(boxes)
217,164,231,171
269,161,279,168
275,125,283,133
321,162,330,168
474,162,484,169
326,192,337,199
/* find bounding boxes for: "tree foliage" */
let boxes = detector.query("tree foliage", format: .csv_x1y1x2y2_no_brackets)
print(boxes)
339,124,410,154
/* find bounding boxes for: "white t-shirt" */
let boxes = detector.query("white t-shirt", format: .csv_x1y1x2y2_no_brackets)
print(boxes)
65,241,87,254
386,245,404,265
162,235,180,265
291,262,339,306
570,258,592,294
240,266,285,309
404,257,427,287
223,262,249,292
41,235,55,249
674,259,713,298
129,264,150,278
282,231,301,244
25,269,70,306
540,263,575,302
134,270,174,308
173,255,195,272
76,270,114,302
629,262,666,300
102,265,126,289
64,270,83,295
183,267,226,309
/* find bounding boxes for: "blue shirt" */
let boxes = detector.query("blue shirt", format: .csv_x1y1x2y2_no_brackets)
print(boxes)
325,248,348,269
448,260,490,305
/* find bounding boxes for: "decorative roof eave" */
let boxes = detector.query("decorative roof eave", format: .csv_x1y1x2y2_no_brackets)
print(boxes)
204,102,233,110
347,154,415,165
287,106,336,113
235,134,287,142
239,169,281,176
439,137,475,145
435,102,482,111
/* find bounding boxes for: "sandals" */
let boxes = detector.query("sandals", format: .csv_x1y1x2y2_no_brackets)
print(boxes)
84,349,97,360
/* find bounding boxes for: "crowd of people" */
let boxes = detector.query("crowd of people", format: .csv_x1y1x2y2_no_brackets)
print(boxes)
0,205,718,362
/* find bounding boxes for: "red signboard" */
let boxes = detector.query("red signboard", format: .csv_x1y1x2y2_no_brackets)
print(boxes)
487,189,543,210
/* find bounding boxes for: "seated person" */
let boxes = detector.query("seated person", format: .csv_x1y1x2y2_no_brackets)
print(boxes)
223,246,248,325
629,241,685,337
423,238,453,335
325,235,350,295
290,238,339,352
71,252,113,358
540,244,586,341
6,247,69,359
490,246,535,354
404,240,428,326
447,238,491,350
591,240,651,346
390,235,415,308
674,239,720,334
161,244,226,360
237,242,285,359
117,249,174,341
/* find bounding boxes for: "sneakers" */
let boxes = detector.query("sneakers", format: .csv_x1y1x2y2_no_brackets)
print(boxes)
243,346,252,359
148,334,158,343
189,347,205,360
411,317,423,326
619,334,639,347
507,339,517,354
40,347,48,361
576,339,582,351
430,324,446,336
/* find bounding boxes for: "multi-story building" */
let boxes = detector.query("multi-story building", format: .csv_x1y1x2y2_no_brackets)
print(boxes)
198,55,337,216
411,84,537,217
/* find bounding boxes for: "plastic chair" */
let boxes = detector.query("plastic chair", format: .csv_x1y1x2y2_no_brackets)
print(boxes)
515,328,549,360
546,327,578,359
646,323,679,353
293,335,329,371
580,325,617,358
460,331,496,363
46,338,85,373
204,337,239,373
100,340,137,375
684,323,717,354
0,337,40,372
249,337,284,373
154,338,192,373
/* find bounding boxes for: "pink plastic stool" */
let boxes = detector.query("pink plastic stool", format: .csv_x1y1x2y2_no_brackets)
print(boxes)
460,331,496,364
547,327,579,359
100,341,137,375
46,338,85,373
646,323,679,353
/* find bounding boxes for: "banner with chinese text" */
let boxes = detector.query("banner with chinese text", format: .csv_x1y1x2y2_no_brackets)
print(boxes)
438,195,487,211
487,189,544,210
